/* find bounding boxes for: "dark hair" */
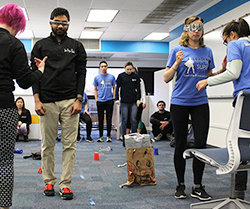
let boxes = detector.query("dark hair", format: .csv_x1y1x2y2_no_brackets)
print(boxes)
132,66,138,73
15,97,27,114
99,61,108,67
124,61,134,68
223,18,250,38
50,7,70,21
0,4,26,34
179,16,205,47
157,100,166,106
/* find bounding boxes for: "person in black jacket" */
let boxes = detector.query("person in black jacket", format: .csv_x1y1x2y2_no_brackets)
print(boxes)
15,97,32,142
150,100,173,141
31,7,86,200
115,61,141,141
0,4,46,208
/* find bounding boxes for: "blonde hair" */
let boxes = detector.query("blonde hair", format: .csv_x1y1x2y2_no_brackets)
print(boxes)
179,16,205,47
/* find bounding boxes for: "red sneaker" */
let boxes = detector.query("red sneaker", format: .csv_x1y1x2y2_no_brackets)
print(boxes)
43,184,55,196
59,187,74,200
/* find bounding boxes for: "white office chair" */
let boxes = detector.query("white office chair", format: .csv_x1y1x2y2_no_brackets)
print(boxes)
183,91,250,209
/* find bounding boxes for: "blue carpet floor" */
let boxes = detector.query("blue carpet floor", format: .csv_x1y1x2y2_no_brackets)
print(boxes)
12,130,250,209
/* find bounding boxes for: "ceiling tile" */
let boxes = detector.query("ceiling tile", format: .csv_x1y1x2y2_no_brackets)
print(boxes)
101,31,125,40
113,11,149,23
122,0,164,11
91,0,127,10
58,0,92,9
0,0,24,7
130,24,161,32
24,0,57,8
106,23,137,32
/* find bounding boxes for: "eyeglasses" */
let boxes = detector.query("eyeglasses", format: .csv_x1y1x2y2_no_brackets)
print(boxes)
50,21,70,26
223,34,230,46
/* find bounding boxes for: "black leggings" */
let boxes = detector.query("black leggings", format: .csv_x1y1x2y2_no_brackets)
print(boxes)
170,103,209,185
78,113,92,137
97,100,114,137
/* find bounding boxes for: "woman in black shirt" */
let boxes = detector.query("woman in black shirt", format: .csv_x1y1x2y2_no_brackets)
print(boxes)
15,97,31,142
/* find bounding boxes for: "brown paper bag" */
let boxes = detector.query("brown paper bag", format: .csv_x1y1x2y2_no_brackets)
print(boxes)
120,146,156,188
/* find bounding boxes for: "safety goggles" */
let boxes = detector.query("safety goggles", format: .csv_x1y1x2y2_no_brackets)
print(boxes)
223,34,230,46
50,21,70,26
184,24,203,32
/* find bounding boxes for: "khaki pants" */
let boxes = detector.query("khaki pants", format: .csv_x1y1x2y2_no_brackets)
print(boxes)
40,98,79,189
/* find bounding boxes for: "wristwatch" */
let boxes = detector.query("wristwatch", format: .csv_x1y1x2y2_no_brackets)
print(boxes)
76,97,83,102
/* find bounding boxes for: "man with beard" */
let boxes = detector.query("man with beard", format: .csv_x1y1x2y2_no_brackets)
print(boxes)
31,7,86,200
150,100,174,141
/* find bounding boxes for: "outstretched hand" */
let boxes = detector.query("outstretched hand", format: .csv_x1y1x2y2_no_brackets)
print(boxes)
34,56,48,73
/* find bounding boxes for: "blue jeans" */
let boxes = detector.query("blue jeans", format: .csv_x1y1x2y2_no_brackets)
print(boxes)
121,103,137,136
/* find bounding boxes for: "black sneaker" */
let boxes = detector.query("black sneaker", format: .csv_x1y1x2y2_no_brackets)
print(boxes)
175,185,186,199
43,184,55,196
97,136,104,142
191,185,212,201
77,137,81,142
59,187,74,200
24,135,29,142
86,136,94,143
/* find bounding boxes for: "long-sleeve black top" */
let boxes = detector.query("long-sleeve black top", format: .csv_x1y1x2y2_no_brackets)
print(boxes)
0,28,42,108
31,33,87,103
150,110,171,128
115,72,141,103
18,109,31,126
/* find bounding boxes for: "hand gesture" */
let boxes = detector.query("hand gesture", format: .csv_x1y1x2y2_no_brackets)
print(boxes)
196,79,208,92
176,49,184,64
34,56,48,73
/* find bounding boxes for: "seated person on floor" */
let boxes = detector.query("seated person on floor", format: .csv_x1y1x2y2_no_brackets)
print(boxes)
150,100,174,141
15,97,31,142
77,92,94,143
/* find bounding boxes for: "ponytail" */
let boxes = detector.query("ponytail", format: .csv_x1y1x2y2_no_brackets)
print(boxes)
223,18,250,38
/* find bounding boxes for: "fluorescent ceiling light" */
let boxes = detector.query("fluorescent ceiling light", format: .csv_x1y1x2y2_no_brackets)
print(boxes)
87,10,119,22
16,30,34,38
80,31,103,39
21,7,29,20
143,32,169,41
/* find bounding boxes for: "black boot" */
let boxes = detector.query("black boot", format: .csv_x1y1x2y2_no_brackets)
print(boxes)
24,135,29,142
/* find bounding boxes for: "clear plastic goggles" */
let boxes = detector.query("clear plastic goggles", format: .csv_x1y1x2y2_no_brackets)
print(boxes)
184,24,203,31
50,21,70,26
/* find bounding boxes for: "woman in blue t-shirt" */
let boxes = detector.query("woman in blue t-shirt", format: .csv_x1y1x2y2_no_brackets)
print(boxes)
164,16,216,201
197,18,250,200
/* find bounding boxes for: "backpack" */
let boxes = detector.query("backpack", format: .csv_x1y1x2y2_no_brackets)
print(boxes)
23,150,41,160
140,122,147,134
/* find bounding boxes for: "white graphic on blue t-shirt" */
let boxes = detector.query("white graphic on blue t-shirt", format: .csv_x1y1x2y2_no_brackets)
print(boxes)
101,80,105,87
185,57,195,74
